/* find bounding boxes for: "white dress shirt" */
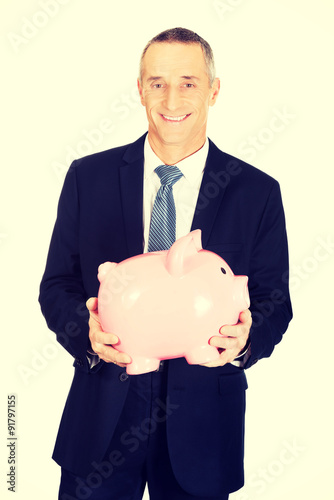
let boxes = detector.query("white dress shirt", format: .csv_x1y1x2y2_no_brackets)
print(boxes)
143,135,208,252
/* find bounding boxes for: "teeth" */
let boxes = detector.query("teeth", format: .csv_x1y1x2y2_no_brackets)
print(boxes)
163,114,188,121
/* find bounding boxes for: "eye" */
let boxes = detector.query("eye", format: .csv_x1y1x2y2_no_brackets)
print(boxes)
221,267,226,274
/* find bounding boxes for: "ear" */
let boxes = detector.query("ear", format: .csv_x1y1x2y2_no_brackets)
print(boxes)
137,78,146,106
97,262,117,282
166,230,202,277
209,77,220,107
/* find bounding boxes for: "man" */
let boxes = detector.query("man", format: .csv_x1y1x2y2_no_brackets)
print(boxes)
39,28,292,500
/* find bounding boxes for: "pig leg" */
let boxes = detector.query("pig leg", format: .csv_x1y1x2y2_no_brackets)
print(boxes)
185,344,220,365
126,356,161,375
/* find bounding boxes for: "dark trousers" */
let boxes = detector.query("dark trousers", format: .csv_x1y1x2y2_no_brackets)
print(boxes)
58,363,229,500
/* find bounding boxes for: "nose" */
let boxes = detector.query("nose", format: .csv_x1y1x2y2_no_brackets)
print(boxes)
164,86,182,111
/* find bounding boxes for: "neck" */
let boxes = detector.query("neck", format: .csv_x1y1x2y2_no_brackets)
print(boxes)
147,134,206,165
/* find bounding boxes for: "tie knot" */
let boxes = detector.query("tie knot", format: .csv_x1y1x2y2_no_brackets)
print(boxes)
155,165,183,187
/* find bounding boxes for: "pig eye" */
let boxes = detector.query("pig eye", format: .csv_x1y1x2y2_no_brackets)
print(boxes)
221,267,226,274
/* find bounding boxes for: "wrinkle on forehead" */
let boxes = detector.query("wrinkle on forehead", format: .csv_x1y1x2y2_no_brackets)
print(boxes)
142,43,209,83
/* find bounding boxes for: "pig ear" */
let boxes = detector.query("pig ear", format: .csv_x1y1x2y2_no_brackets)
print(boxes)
166,230,202,277
97,262,117,282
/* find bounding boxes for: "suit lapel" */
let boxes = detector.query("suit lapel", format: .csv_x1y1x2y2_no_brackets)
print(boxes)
119,136,232,255
119,134,146,257
191,140,230,248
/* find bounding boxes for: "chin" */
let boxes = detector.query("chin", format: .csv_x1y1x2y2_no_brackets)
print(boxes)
161,133,190,146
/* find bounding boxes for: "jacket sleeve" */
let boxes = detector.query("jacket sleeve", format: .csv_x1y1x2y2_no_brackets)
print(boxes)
244,180,293,369
39,162,93,373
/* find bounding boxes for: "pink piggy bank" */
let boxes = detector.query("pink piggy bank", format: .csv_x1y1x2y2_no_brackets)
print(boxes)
97,229,250,375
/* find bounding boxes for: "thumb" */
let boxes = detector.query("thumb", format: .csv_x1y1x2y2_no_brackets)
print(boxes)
239,309,252,325
86,297,98,312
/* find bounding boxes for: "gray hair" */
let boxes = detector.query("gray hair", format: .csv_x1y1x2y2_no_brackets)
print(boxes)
139,27,216,86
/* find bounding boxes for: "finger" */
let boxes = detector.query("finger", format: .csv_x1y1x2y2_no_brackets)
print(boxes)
200,349,230,368
95,344,131,365
86,297,98,312
93,331,119,346
219,309,252,335
219,320,250,338
209,336,237,350
219,324,236,337
114,352,132,365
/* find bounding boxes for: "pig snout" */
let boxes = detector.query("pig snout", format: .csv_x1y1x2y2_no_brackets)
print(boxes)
234,276,250,311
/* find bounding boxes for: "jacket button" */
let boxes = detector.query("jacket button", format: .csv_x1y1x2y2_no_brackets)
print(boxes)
75,358,83,366
119,372,129,382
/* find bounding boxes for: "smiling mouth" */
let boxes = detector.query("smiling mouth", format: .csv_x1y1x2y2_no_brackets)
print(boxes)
161,114,191,122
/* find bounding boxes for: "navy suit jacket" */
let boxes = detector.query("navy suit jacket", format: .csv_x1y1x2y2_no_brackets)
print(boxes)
39,133,292,496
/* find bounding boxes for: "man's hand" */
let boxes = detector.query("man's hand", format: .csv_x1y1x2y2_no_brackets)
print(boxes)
200,309,252,368
86,297,131,367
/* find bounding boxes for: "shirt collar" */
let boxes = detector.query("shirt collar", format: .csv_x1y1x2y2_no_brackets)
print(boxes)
144,135,209,186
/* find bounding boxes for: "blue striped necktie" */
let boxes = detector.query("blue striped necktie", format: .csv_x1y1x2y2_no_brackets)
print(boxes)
147,165,183,252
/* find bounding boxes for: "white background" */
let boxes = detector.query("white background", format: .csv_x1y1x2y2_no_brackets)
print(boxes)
1,0,333,499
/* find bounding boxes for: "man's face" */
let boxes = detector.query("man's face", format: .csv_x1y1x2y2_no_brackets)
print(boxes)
138,42,220,153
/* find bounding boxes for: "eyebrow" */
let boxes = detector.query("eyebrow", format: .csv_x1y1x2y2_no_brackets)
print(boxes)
146,75,200,82
181,76,200,80
146,76,163,82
